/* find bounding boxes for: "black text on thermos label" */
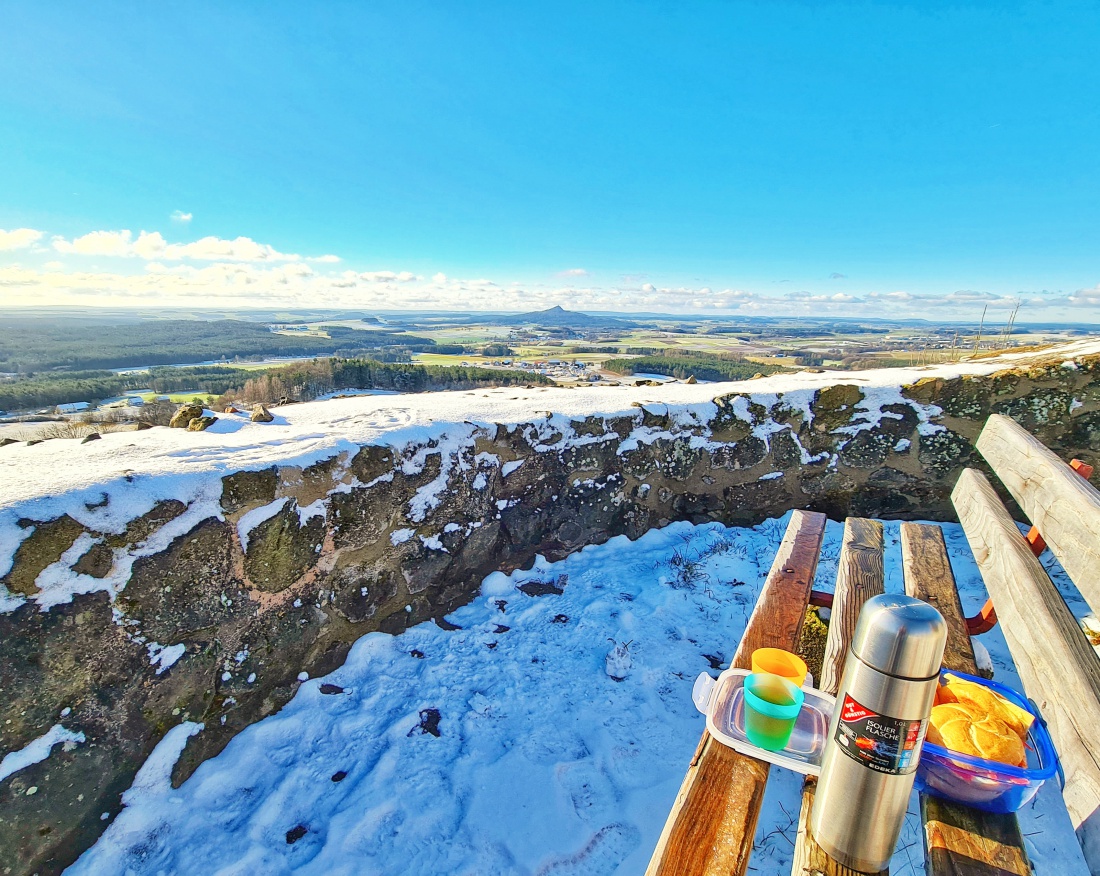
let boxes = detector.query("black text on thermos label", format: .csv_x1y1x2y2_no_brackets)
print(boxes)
834,694,926,775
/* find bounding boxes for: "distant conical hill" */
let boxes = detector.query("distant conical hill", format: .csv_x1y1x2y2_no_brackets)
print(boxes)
501,306,635,328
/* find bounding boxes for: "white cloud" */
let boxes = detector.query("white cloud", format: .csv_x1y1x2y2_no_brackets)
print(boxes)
167,235,300,262
359,270,418,283
51,229,303,262
0,228,43,251
170,210,192,223
1069,284,1100,307
5,225,1093,319
53,230,135,257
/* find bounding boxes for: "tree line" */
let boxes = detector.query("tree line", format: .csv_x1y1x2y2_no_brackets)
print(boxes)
0,358,551,412
0,318,443,373
603,352,778,382
217,358,549,405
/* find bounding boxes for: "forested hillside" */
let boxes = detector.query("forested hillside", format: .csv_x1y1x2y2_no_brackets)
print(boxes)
604,351,779,382
0,318,438,372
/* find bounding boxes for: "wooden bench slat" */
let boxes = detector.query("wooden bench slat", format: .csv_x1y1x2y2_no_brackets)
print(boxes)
901,523,977,673
647,509,827,876
793,517,886,876
820,517,885,696
901,522,1032,876
953,467,1100,873
975,413,1100,615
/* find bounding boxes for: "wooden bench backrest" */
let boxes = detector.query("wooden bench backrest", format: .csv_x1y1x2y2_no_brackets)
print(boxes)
953,458,1100,873
976,413,1100,615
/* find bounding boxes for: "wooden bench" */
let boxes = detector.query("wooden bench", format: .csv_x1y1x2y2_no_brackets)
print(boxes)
648,413,1099,875
645,509,828,876
953,414,1100,873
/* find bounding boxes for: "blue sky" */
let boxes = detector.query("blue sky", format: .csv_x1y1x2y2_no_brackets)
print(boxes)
1,1,1099,320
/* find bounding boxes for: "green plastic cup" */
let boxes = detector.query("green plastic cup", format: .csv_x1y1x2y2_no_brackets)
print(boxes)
743,672,804,751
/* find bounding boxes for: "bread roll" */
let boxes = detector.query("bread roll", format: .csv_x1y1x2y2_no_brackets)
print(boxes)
942,677,1034,739
927,699,1027,767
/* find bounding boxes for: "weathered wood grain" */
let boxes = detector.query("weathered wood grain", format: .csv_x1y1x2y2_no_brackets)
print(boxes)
902,521,1031,876
793,517,886,876
901,524,976,677
954,467,1100,875
976,413,1100,615
646,509,827,876
819,517,884,697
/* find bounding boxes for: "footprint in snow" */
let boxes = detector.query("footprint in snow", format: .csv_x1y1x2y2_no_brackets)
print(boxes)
536,823,641,876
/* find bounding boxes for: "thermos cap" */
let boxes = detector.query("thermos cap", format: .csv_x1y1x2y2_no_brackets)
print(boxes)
851,594,947,680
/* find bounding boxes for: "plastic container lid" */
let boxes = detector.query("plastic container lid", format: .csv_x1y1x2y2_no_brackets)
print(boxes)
693,668,836,776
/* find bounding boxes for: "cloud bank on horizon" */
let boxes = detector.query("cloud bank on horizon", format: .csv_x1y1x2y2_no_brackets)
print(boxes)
0,224,1095,319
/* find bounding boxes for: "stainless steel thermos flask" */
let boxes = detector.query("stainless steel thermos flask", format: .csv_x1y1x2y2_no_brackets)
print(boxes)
810,594,947,872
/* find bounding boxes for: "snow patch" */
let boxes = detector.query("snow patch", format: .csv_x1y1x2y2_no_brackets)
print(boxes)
0,724,86,783
236,497,288,552
295,498,327,525
147,642,186,675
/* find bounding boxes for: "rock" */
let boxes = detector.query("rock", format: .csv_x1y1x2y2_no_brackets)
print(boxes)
0,437,17,447
408,708,442,738
286,825,308,845
169,404,205,428
26,439,43,446
242,501,325,593
134,421,154,430
80,433,101,444
518,577,566,597
2,515,87,596
686,374,697,384
223,405,240,414
72,541,114,578
221,467,278,514
187,416,218,432
250,404,275,423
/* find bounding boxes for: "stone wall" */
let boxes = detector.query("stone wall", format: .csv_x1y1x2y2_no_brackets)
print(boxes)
2,354,1098,874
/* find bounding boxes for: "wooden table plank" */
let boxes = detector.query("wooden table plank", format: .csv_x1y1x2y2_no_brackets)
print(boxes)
954,468,1100,874
793,517,886,876
901,522,1032,876
975,413,1100,615
901,524,977,680
647,509,827,876
820,518,885,695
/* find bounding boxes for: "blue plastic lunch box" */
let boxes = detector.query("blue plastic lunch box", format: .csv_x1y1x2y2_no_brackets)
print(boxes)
914,669,1061,813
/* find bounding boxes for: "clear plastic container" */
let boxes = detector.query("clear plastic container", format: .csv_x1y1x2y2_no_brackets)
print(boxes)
693,668,836,776
914,669,1061,813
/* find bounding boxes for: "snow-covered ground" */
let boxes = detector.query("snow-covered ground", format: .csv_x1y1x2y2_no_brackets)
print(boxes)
65,515,1091,876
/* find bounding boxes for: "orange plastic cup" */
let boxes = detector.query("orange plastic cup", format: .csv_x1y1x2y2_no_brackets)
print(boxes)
751,648,808,687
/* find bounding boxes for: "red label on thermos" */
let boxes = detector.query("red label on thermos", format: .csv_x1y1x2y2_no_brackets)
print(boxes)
834,694,926,775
